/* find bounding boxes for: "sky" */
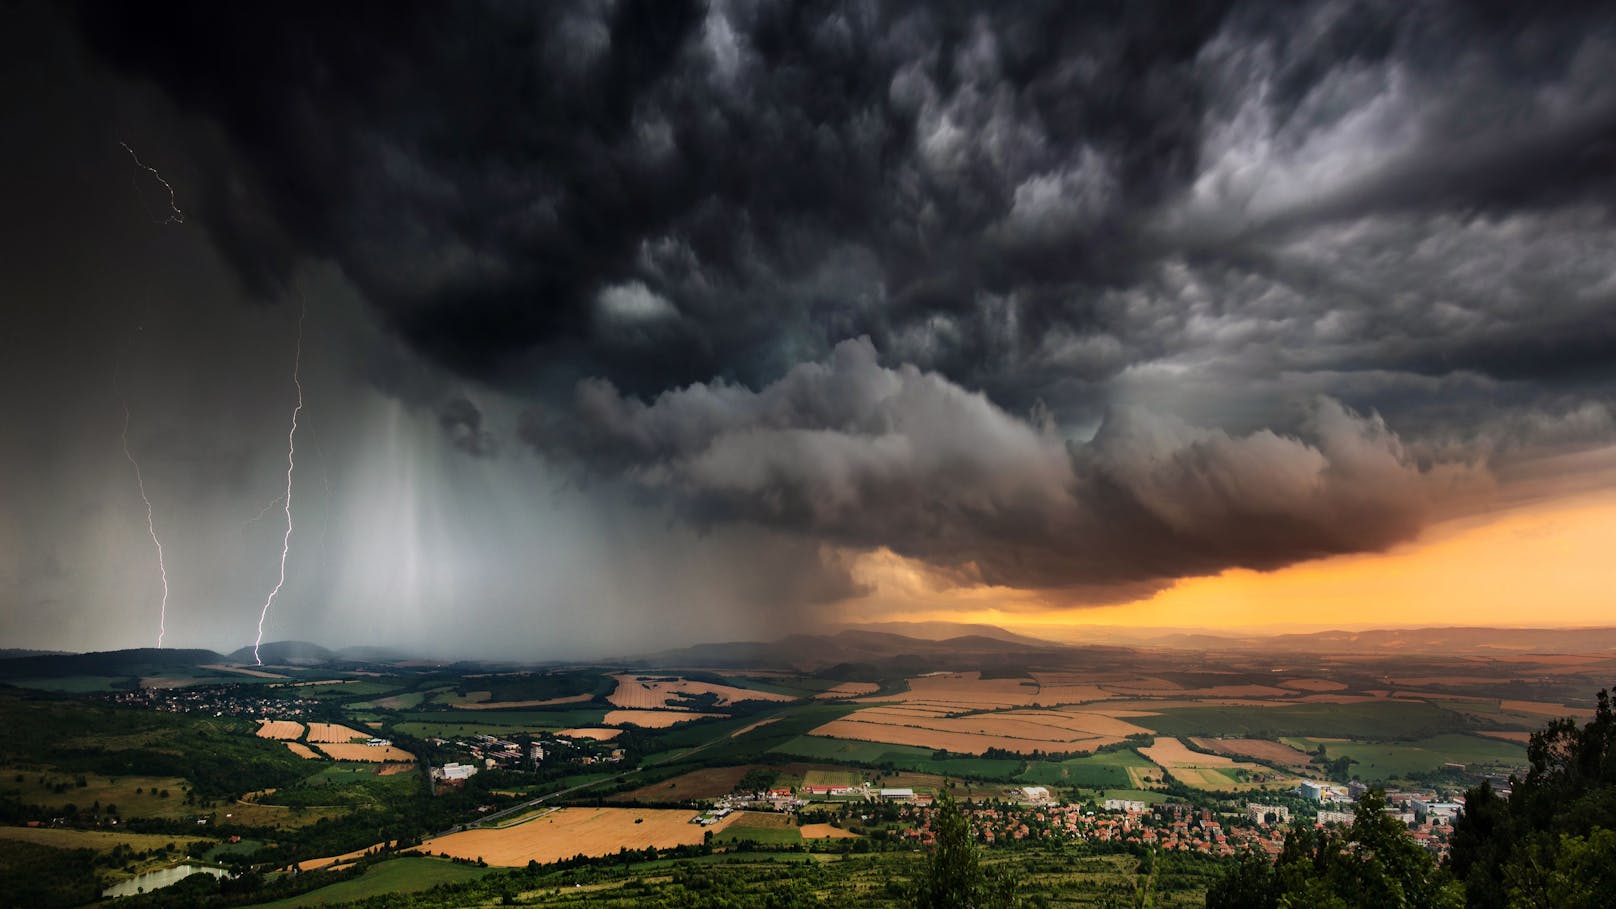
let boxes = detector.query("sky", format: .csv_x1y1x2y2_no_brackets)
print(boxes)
2,1,1614,658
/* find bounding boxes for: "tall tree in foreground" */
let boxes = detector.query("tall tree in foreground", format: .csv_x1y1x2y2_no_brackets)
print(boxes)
913,788,1018,909
1449,686,1616,909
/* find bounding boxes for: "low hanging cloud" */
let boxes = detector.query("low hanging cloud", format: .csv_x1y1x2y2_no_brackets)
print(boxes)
524,338,1484,598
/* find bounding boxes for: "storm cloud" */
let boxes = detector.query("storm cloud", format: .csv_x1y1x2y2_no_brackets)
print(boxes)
524,337,1482,597
72,1,1616,402
1,1,1613,651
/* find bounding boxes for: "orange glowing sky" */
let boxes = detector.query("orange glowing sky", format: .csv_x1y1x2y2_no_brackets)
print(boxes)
844,477,1616,635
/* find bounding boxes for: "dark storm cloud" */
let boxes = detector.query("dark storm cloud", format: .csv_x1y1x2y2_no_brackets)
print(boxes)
522,337,1482,597
61,0,1616,599
438,396,499,457
73,0,1616,396
69,0,1227,392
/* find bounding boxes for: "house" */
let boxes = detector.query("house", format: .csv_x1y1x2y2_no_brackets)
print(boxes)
438,762,478,781
1245,804,1290,825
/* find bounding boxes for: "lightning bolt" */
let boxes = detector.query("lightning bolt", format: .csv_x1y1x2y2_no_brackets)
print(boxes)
119,401,170,648
253,304,305,665
120,142,185,225
243,494,286,528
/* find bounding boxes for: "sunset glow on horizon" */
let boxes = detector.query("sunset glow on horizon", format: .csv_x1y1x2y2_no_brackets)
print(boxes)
849,467,1616,635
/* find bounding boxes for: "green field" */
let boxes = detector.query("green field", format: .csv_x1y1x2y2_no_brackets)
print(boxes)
1018,749,1156,788
356,849,1218,908
769,734,1028,780
290,679,409,700
1142,701,1479,740
253,857,496,907
1,768,199,820
0,825,210,854
3,675,129,692
713,814,804,847
1101,788,1172,805
1279,734,1527,780
350,690,431,711
801,768,861,789
398,706,608,729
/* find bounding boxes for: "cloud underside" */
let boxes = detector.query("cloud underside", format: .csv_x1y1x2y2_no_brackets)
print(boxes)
73,1,1616,606
524,338,1482,599
80,1,1616,399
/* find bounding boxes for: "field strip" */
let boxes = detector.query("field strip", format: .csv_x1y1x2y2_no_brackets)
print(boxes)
809,716,1120,754
306,722,370,743
557,727,622,740
416,808,741,866
320,743,415,762
730,716,782,738
813,683,879,699
200,664,289,679
607,674,796,709
833,708,1151,740
256,719,304,740
0,826,211,853
603,709,722,728
485,806,560,829
297,843,390,871
457,694,596,710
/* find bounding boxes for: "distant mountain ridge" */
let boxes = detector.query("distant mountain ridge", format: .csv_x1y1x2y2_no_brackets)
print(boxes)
225,640,335,665
638,627,1092,673
0,647,226,679
0,648,73,661
836,621,1060,648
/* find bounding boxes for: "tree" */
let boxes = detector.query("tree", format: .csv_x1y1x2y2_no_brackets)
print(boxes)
1450,686,1616,908
912,789,1018,909
1503,826,1616,909
1206,853,1277,909
1206,790,1461,909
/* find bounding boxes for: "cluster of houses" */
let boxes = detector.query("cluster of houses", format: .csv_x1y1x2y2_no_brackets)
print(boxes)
694,773,1471,861
423,731,624,779
104,684,319,719
1244,779,1470,859
885,799,1288,857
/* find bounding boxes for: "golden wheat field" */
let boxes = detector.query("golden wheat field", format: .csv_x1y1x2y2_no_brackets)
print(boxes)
603,709,722,728
606,674,795,709
319,743,415,762
807,715,1123,755
305,722,370,743
255,720,304,740
556,727,622,740
1139,737,1289,791
417,808,739,866
813,682,880,699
